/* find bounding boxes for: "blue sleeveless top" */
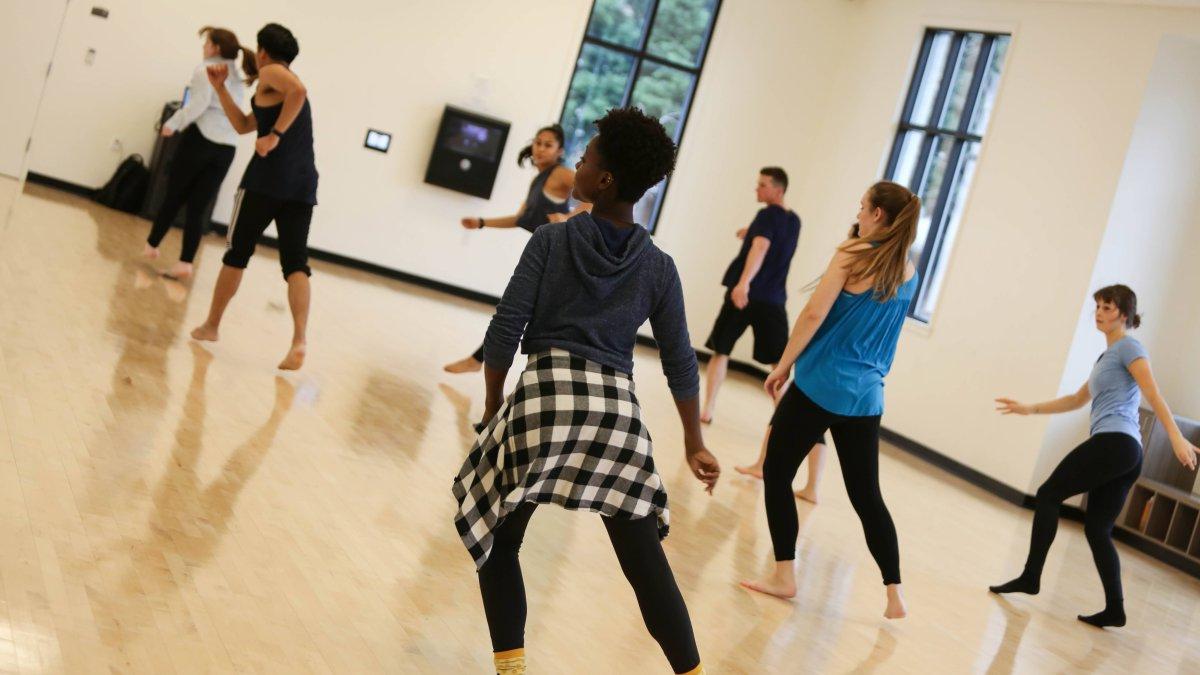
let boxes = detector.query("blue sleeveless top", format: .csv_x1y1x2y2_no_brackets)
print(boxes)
792,272,918,417
515,164,570,233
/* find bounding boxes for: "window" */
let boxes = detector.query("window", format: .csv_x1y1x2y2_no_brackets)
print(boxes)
885,29,1010,322
560,0,722,232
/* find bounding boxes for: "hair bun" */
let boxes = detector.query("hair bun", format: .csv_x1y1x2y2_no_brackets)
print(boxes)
1131,313,1142,329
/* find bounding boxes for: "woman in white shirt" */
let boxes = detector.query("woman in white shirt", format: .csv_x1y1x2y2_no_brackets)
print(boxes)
144,26,255,280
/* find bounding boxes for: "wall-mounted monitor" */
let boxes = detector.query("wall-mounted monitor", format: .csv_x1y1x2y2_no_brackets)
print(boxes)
424,105,510,199
364,128,391,153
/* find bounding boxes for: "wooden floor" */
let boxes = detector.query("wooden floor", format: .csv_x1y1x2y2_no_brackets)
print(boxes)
0,182,1197,674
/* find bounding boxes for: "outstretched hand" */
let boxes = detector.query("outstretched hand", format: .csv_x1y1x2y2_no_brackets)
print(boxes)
995,398,1032,415
687,447,720,494
461,217,482,230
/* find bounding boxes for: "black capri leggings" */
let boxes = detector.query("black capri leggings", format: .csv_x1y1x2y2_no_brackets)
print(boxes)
146,126,235,262
222,189,313,278
478,502,701,674
763,387,901,585
1020,432,1142,608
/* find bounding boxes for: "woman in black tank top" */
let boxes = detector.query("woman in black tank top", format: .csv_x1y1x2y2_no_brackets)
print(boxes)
444,123,586,375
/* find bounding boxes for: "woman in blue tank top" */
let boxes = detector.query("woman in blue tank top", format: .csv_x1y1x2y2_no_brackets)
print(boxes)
741,181,918,621
444,124,580,375
991,285,1198,628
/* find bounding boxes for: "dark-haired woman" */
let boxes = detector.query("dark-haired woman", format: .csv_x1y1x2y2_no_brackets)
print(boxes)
991,284,1199,628
144,26,256,281
444,124,580,374
453,108,718,675
740,182,919,621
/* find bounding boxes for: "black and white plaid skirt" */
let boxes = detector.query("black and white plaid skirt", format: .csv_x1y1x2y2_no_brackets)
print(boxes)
452,348,669,569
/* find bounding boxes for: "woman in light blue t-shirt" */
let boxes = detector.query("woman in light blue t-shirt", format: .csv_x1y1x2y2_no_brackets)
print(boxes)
992,285,1199,628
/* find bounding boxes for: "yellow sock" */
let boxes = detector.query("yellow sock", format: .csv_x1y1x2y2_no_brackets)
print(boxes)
679,664,705,675
494,648,526,674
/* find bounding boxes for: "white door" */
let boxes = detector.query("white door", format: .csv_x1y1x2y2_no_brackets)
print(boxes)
0,0,69,178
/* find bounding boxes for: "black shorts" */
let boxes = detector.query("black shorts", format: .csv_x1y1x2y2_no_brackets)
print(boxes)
223,189,313,278
704,290,789,365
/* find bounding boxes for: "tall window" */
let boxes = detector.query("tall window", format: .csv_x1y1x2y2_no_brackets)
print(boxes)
560,0,722,232
885,29,1010,322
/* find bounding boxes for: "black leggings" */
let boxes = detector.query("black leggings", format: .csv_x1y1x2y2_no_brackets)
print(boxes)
222,189,313,278
1021,432,1142,608
764,387,901,584
147,126,235,262
478,502,700,674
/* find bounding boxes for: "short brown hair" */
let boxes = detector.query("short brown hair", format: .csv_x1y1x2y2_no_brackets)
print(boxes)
1093,284,1142,328
760,167,788,192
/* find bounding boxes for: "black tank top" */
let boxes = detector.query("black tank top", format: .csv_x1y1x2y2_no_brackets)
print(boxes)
514,164,570,233
239,94,319,205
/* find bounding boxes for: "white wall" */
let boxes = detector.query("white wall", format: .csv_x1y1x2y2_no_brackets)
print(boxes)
0,0,68,177
17,0,1200,494
1035,34,1200,488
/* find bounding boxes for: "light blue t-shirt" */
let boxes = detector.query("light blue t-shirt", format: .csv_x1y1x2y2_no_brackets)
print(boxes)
1088,336,1148,440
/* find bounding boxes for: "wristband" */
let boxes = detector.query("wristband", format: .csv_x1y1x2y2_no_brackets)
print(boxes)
478,217,486,229
270,128,285,138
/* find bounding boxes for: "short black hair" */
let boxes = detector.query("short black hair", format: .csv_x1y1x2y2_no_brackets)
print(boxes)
258,23,299,63
760,166,788,192
593,107,676,202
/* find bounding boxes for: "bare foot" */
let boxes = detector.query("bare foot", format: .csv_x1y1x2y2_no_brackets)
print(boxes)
443,356,482,374
884,585,907,619
164,261,193,281
734,464,764,479
795,487,819,504
143,243,160,260
190,323,219,342
739,576,796,600
278,343,306,371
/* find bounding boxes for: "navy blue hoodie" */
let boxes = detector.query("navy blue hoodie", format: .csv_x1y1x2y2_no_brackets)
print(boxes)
483,212,699,400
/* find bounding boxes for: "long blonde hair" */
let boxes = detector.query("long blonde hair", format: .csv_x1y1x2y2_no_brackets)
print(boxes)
841,181,920,301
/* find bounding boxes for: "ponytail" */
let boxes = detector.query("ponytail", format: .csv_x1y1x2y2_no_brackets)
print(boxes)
840,181,920,301
240,46,258,84
199,25,257,84
516,123,566,167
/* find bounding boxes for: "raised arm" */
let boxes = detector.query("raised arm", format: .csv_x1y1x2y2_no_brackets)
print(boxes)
205,64,255,134
462,206,524,230
648,261,719,493
1129,358,1199,470
162,65,213,135
996,380,1091,416
478,228,550,424
762,242,857,399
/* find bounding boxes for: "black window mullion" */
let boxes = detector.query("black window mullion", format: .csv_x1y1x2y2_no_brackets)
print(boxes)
899,30,936,125
911,132,937,193
928,33,962,128
957,34,993,135
581,36,702,74
884,128,908,180
622,58,645,108
897,122,981,142
640,0,662,53
911,136,966,318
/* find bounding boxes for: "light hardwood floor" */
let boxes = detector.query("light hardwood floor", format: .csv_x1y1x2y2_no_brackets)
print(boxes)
0,183,1197,673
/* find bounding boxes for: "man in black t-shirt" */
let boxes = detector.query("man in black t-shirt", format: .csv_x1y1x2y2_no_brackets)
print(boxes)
702,168,800,422
703,168,828,500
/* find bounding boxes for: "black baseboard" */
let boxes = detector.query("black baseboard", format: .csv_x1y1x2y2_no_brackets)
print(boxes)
26,171,95,198
25,176,1199,580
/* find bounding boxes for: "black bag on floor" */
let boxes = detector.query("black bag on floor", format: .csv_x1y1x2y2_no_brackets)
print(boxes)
94,154,150,214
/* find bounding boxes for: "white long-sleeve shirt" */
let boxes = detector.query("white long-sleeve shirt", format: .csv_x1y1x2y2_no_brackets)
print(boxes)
163,57,245,146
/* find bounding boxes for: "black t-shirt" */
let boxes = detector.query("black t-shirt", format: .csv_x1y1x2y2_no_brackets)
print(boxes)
720,205,800,306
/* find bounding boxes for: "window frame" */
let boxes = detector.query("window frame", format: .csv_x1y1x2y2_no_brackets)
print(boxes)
884,27,1010,323
558,0,724,233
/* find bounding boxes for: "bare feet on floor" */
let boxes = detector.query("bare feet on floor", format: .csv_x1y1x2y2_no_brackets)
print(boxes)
278,343,306,371
734,464,764,479
190,323,219,342
739,574,797,600
143,243,159,260
794,487,819,504
884,585,907,619
443,356,482,374
164,261,193,281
